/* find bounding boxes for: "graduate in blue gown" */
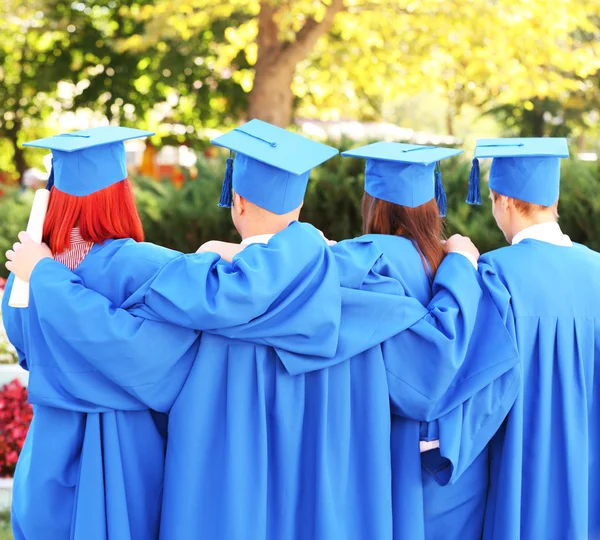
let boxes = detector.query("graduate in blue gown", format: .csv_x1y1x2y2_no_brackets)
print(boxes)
6,123,520,539
1,126,343,540
466,137,600,540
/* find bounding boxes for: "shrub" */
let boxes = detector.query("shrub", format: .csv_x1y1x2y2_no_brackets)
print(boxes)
1,154,599,278
0,379,32,478
136,154,600,256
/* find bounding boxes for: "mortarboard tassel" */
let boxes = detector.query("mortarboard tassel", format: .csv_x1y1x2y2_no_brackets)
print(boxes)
218,151,234,208
45,166,55,191
466,158,481,205
434,163,447,217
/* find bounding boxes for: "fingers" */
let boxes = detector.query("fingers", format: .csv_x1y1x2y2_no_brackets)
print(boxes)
17,231,31,244
5,248,16,272
13,242,21,252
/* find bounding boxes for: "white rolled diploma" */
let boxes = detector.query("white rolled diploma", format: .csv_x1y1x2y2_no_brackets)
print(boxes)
8,188,51,308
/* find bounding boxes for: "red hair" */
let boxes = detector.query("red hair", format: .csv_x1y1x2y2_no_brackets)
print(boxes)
43,179,144,254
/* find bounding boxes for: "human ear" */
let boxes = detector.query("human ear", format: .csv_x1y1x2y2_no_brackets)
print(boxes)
233,192,244,216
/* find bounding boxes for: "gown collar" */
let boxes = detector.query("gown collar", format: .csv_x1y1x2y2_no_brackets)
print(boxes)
512,222,572,247
241,228,330,246
241,233,275,246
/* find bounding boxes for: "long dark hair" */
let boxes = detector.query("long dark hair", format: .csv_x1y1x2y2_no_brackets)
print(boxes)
361,192,445,276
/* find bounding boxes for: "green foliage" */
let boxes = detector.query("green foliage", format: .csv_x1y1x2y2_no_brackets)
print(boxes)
135,154,600,258
116,0,600,127
1,156,599,280
0,0,91,176
0,510,11,539
0,189,34,280
134,160,239,252
442,159,507,254
556,159,600,248
3,0,600,175
302,152,365,241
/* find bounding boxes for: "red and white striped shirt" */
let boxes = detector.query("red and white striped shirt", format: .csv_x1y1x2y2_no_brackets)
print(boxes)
53,228,94,270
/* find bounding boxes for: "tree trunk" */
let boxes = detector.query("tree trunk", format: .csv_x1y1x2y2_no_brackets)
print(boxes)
248,64,295,127
531,112,545,137
247,0,345,127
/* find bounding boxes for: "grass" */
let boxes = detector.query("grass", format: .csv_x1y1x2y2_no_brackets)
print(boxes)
0,511,11,540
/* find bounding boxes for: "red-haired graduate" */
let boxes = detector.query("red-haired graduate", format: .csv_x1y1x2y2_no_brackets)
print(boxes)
1,126,201,540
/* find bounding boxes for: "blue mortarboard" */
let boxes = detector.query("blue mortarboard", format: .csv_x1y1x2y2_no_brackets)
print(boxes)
341,142,463,216
211,119,339,215
23,126,154,196
467,137,569,206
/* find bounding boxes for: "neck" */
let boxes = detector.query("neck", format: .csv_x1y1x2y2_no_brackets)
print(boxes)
240,217,296,241
510,212,557,242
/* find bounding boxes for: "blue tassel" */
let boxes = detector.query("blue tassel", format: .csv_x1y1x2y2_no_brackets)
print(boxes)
45,166,55,191
218,153,233,208
466,158,481,205
434,164,446,217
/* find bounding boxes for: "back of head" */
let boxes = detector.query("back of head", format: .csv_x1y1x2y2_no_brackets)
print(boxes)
343,141,460,276
23,126,152,254
231,190,303,239
468,137,569,208
210,120,339,236
43,180,144,254
362,192,445,276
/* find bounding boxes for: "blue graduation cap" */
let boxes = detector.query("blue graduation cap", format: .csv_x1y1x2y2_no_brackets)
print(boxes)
23,126,154,196
211,119,339,215
341,142,463,216
467,137,569,206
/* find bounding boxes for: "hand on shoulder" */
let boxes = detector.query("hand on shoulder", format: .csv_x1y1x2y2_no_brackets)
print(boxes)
315,229,336,246
444,234,480,261
197,241,246,263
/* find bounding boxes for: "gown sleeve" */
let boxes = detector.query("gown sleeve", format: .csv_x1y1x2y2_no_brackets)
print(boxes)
22,222,341,410
2,275,28,369
421,361,520,485
478,258,516,337
27,260,200,412
420,257,520,484
127,221,338,331
381,253,520,421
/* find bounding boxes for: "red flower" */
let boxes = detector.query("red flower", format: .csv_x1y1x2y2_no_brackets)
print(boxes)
0,379,33,477
0,277,6,291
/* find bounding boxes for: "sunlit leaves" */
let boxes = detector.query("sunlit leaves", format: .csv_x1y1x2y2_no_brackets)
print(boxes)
122,0,600,122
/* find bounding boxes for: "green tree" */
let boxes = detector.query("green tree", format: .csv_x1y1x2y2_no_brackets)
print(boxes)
64,0,251,147
117,0,600,128
484,18,600,142
0,0,79,178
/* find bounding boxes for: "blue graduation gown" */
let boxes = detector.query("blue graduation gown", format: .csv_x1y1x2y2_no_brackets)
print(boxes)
479,240,600,540
22,227,394,539
2,223,339,540
146,234,519,540
2,240,197,540
329,235,519,540
12,224,519,539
